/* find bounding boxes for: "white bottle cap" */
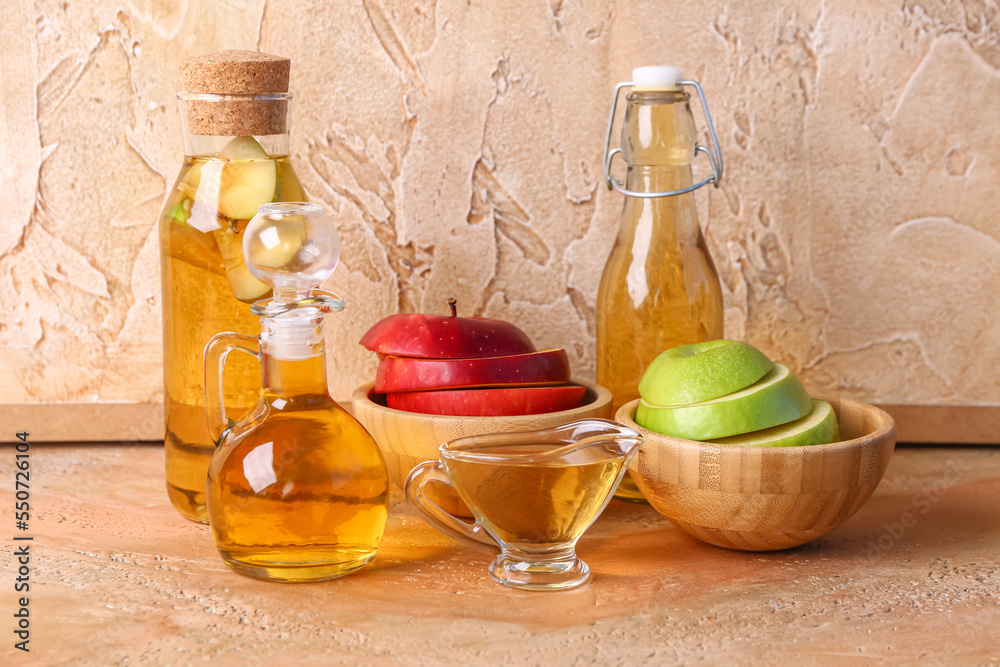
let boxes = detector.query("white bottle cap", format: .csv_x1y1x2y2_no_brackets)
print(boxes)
632,66,684,91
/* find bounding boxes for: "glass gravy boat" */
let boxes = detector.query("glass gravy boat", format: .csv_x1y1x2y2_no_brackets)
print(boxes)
404,419,643,591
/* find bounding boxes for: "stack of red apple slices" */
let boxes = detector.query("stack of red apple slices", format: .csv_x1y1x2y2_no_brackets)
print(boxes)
360,300,586,416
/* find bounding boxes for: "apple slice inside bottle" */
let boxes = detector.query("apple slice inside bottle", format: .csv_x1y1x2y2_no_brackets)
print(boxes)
707,399,840,447
638,339,775,407
196,136,278,221
213,222,271,303
163,161,208,229
194,137,277,301
635,363,812,440
375,349,571,393
385,384,587,416
163,198,191,226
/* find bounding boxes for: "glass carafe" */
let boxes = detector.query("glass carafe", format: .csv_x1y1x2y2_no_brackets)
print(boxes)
205,203,390,582
597,67,725,501
159,51,306,522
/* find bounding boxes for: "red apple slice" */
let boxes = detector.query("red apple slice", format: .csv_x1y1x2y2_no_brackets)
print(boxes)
375,349,571,393
360,299,535,359
385,385,587,416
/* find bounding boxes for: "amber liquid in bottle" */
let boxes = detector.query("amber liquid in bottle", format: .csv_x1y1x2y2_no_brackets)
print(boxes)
160,154,305,522
596,90,724,501
207,351,389,582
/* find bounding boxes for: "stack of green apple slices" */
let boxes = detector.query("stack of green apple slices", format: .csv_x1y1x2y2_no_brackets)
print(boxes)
634,340,840,447
360,301,587,416
165,136,280,303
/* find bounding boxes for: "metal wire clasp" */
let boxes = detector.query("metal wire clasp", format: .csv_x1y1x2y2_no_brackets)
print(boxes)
602,80,724,199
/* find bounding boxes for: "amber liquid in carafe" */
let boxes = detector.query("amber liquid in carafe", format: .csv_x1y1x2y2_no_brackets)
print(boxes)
447,444,624,546
160,153,305,523
207,353,389,582
596,90,724,501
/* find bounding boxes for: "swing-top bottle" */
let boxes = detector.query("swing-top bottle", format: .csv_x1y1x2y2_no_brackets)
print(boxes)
597,66,725,501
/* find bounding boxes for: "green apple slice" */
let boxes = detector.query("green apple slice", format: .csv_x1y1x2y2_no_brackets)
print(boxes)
162,161,207,228
163,198,191,226
635,363,812,440
175,159,203,201
196,136,277,221
218,134,270,161
225,262,271,303
213,223,271,303
638,339,774,406
708,399,840,447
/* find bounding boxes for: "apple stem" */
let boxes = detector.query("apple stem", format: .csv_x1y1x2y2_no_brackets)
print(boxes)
448,298,457,317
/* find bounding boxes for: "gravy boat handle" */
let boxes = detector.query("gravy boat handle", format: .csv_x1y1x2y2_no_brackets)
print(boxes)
404,461,498,552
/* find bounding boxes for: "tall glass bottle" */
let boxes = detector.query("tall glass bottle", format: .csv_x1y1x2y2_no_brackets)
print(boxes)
597,66,725,501
159,51,306,522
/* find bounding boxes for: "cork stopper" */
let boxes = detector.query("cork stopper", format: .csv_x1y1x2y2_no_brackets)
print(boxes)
180,50,289,94
179,50,290,137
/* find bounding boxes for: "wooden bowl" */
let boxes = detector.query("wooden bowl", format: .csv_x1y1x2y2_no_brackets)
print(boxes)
616,396,896,551
353,379,613,516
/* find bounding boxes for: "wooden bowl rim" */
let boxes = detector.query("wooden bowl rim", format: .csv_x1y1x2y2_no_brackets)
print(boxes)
616,395,896,454
352,378,612,424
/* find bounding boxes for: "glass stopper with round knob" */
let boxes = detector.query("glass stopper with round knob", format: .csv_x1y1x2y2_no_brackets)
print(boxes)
243,202,342,305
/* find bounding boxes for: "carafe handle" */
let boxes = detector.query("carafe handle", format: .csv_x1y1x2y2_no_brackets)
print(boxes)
203,332,260,446
404,461,497,552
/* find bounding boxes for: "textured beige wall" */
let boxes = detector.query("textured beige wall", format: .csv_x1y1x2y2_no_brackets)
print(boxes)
1,1,998,425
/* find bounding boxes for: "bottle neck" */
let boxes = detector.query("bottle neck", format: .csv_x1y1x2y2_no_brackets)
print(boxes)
257,306,329,404
617,90,701,241
178,92,292,157
261,345,330,402
624,164,695,192
619,164,701,241
620,90,697,168
184,132,290,158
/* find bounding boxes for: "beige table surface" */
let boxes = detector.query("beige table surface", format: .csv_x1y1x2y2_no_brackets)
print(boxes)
1,443,998,666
